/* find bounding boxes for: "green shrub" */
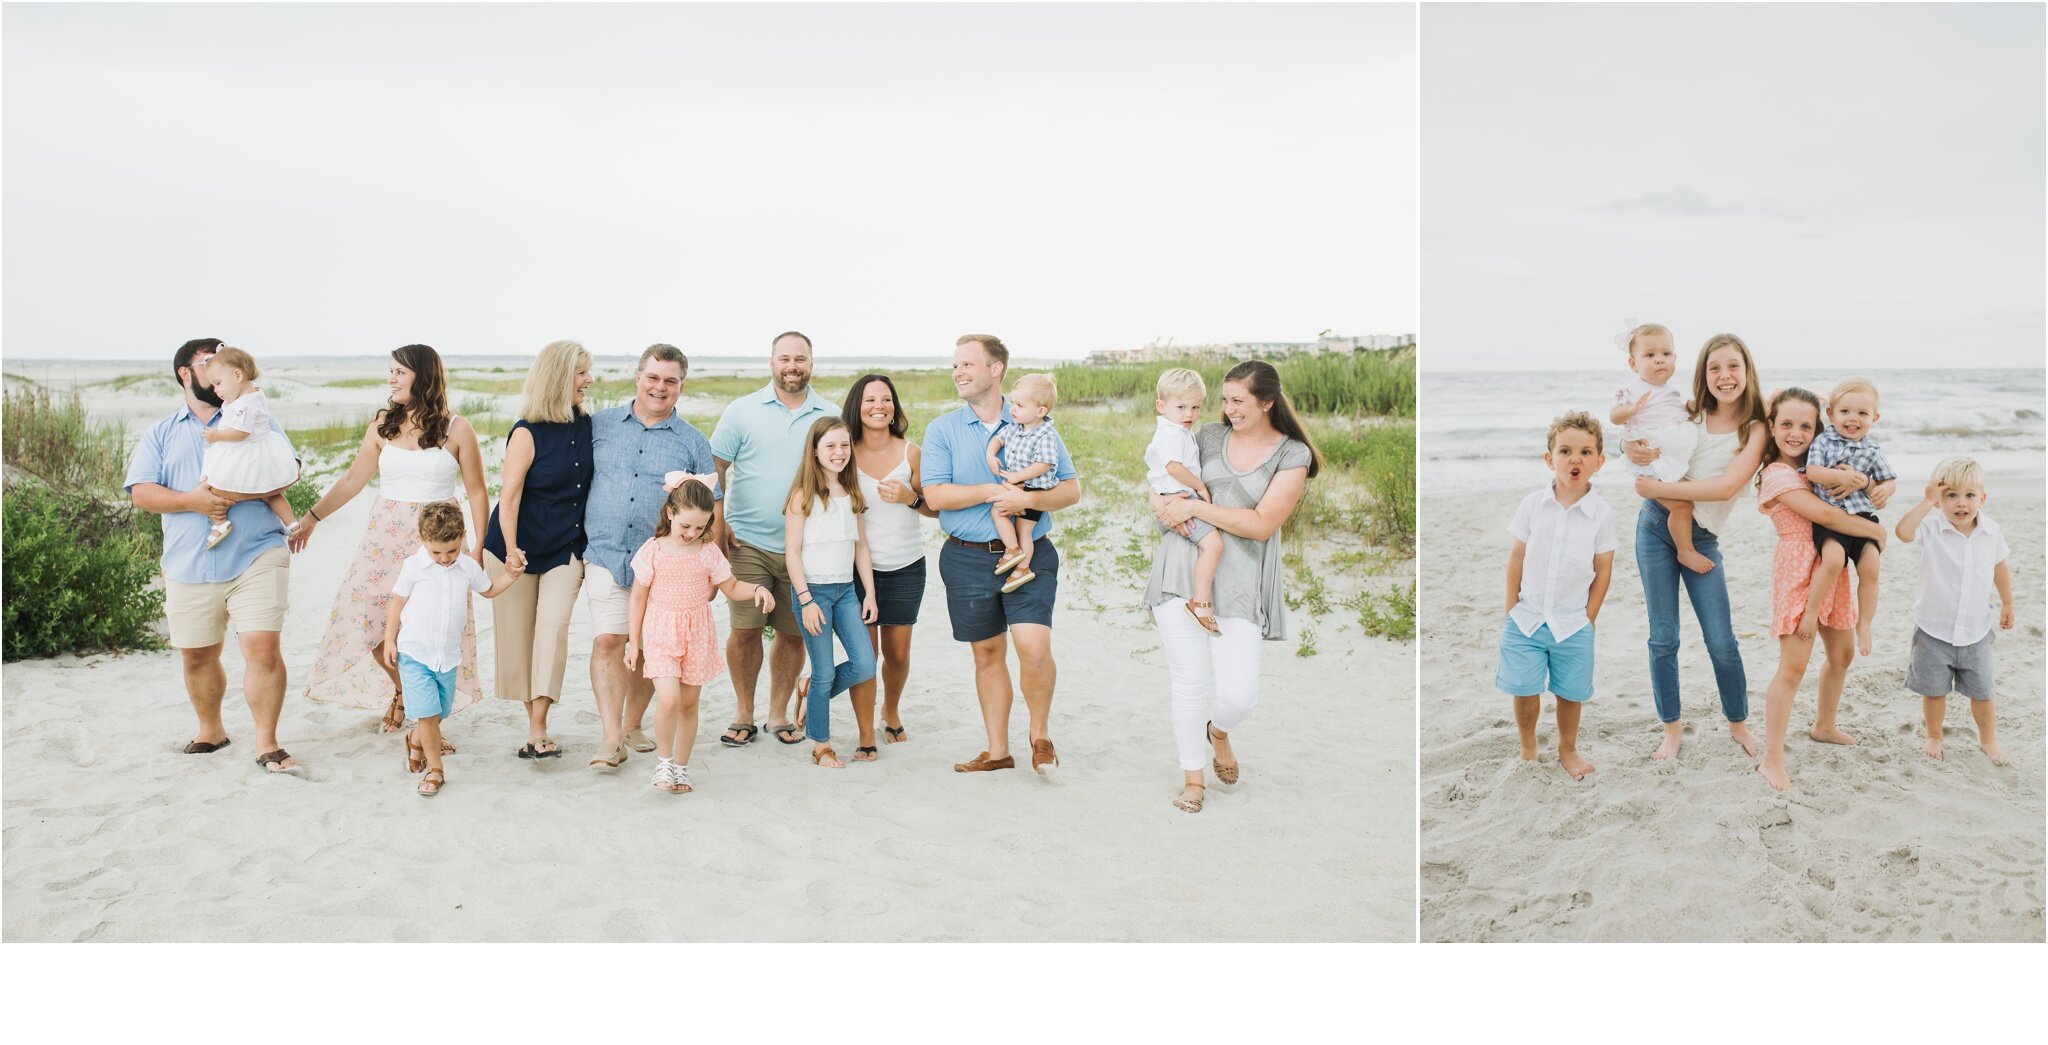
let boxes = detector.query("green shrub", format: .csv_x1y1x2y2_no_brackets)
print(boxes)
1350,581,1416,642
286,480,319,517
3,484,167,660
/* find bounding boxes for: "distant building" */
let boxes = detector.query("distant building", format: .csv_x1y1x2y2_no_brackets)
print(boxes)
1083,333,1414,365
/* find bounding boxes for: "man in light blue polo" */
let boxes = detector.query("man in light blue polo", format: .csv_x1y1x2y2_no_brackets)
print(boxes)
126,337,302,774
921,334,1080,776
584,344,720,755
710,330,835,745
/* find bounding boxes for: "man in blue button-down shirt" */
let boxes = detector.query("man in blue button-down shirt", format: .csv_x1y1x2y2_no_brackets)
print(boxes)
921,334,1080,776
583,344,720,754
126,338,303,773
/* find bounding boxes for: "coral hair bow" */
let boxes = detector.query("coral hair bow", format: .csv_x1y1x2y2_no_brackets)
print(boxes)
663,471,719,493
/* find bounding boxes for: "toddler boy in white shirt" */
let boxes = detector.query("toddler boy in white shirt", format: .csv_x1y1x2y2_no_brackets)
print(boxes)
1144,368,1227,635
383,502,522,795
1894,457,2015,765
1496,411,1616,781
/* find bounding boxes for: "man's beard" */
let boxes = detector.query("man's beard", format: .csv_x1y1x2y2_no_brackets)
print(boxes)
189,378,223,409
777,372,810,395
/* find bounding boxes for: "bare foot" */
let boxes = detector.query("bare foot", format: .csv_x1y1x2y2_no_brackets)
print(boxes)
1650,727,1683,761
1729,722,1760,757
1518,745,1539,763
1677,550,1716,574
1756,762,1792,792
1559,750,1595,780
1922,737,1944,760
1981,740,2008,766
1855,624,1873,658
1809,726,1858,746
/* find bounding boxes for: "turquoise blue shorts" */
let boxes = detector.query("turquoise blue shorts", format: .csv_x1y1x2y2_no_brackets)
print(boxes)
399,653,459,720
1494,618,1594,702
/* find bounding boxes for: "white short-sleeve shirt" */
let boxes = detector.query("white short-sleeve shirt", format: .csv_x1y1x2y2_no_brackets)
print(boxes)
1144,417,1202,495
392,548,491,671
1613,377,1689,441
1913,511,2009,646
220,390,275,434
1507,484,1618,642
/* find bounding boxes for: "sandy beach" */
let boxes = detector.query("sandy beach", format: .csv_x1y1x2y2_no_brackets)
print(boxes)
1420,475,2045,943
2,367,1414,943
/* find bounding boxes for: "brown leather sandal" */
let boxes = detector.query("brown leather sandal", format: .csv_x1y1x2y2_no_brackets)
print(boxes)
417,769,445,797
404,729,427,774
812,745,843,768
1207,722,1239,785
1185,600,1221,635
1173,782,1207,813
380,694,405,734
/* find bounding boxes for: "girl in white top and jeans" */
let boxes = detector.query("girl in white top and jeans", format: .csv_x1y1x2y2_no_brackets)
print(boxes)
844,375,940,747
784,416,879,768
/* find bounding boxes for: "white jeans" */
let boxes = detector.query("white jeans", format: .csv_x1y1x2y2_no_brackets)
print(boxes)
1152,603,1262,772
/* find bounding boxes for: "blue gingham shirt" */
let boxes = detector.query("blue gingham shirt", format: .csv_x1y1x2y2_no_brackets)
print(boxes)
584,404,719,588
125,404,298,585
997,418,1065,490
920,399,1079,543
1806,426,1894,514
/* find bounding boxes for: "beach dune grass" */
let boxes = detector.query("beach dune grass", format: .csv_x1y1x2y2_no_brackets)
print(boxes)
1052,350,1415,418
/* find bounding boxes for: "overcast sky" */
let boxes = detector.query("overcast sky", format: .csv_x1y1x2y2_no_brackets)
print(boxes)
1,2,1414,362
1423,2,2044,371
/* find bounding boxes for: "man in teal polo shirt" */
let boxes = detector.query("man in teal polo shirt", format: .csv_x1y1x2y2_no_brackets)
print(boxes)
710,331,835,745
921,334,1080,775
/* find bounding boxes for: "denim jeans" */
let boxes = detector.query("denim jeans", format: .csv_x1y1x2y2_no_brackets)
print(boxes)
1636,500,1748,724
794,581,878,742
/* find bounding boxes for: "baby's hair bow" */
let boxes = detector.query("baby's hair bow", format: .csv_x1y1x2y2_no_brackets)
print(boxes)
1612,317,1642,352
663,471,719,493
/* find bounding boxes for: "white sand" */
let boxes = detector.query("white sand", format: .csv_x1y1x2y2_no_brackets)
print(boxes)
2,399,1413,942
1420,475,2045,942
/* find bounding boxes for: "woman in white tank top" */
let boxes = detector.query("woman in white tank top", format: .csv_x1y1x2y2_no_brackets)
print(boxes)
845,375,940,746
291,345,494,736
1627,335,1772,761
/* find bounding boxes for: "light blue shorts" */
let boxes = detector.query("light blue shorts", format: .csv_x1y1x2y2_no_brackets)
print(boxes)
398,653,459,720
1494,618,1594,702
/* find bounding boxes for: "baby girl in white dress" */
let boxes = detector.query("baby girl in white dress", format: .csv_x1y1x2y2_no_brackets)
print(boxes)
200,347,299,548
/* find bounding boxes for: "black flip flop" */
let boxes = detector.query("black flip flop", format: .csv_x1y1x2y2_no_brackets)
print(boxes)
255,748,299,774
853,745,879,762
516,741,562,759
720,723,760,748
771,724,804,745
183,737,231,754
883,725,906,744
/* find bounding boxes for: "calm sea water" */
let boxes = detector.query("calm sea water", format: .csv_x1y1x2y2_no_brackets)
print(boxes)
1421,368,2046,495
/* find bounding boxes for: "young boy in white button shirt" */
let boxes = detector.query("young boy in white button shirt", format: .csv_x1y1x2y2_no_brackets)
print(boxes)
383,502,523,795
1894,457,2015,765
1496,411,1616,780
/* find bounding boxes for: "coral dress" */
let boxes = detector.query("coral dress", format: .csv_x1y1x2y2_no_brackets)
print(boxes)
632,537,731,684
1758,463,1856,638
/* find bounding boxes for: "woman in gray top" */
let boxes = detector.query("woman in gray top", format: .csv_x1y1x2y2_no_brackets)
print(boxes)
1147,360,1321,813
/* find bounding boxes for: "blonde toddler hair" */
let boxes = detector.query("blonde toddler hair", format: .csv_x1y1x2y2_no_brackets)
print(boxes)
1155,367,1206,403
207,346,259,382
1011,372,1057,411
1827,376,1880,409
1622,322,1673,358
1931,456,1986,495
1547,410,1603,453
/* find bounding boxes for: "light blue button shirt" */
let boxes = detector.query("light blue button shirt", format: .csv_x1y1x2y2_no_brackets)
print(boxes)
585,404,718,587
919,399,1078,544
124,404,298,585
707,382,835,554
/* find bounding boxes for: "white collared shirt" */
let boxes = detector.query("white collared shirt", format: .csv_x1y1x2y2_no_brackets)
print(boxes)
1144,416,1202,495
1913,511,2009,646
392,548,491,671
1507,483,1617,642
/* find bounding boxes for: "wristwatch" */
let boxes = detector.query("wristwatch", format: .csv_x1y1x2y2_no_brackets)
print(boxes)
909,492,924,510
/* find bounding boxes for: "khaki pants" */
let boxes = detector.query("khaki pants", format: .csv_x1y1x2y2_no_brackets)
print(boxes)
485,551,584,703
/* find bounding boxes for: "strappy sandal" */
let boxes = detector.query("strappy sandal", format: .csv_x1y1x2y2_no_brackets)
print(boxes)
812,745,843,768
1207,722,1240,785
1173,782,1206,813
1185,600,1221,635
720,723,760,748
883,725,907,744
417,769,445,797
670,763,693,794
255,749,299,774
404,729,427,774
793,678,810,729
993,548,1031,574
1000,569,1036,594
379,694,405,734
852,745,878,762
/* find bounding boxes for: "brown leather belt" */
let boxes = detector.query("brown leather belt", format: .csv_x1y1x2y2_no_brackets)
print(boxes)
943,534,1009,553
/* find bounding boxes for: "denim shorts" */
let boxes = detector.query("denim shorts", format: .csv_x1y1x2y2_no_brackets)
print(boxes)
855,557,926,628
1494,617,1595,702
398,652,459,720
939,538,1059,643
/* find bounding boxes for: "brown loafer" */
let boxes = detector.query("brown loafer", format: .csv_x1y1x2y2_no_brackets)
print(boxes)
1031,738,1059,774
953,751,1016,773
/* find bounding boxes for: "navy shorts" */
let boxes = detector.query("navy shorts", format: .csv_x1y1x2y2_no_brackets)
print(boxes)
939,538,1059,643
856,557,927,628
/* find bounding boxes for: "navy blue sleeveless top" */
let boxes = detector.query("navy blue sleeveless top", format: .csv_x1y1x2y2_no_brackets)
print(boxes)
484,414,592,574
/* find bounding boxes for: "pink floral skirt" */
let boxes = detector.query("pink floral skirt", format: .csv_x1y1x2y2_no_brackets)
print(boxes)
303,496,483,714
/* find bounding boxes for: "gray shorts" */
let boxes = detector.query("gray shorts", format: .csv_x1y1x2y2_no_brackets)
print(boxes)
1907,627,1995,701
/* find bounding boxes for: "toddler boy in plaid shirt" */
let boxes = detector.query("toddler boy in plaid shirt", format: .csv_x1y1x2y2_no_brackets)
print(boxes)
1801,377,1896,655
985,372,1068,593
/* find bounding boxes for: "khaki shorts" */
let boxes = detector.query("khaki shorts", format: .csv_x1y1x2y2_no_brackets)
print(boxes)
728,540,800,635
586,564,632,636
164,546,291,648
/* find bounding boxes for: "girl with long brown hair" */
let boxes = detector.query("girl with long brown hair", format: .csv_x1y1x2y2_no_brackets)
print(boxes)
294,344,494,737
782,415,878,768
